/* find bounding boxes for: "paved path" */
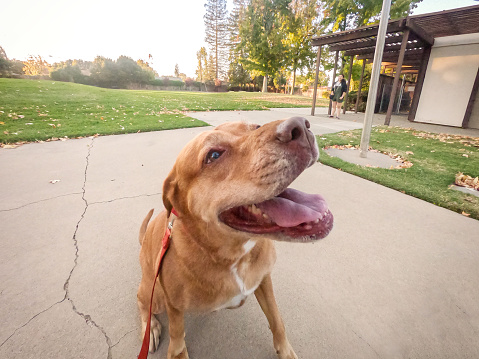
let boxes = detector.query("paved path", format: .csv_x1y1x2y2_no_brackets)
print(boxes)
1,109,478,359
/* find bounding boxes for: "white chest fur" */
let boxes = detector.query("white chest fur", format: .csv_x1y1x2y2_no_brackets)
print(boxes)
214,240,261,311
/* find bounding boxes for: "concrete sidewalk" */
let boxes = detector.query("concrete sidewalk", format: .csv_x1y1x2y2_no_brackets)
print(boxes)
1,110,478,359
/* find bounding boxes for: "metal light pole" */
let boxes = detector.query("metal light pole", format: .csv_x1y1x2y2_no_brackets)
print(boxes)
359,0,392,158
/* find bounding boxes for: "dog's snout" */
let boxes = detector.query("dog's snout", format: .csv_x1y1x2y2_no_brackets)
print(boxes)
276,117,309,143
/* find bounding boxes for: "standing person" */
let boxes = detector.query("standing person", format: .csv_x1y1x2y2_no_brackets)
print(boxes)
329,74,348,119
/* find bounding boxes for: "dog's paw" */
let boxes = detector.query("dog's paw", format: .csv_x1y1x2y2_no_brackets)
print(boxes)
276,341,298,359
148,317,162,353
168,347,189,359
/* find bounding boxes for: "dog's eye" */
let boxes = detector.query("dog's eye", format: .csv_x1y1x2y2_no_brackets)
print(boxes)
205,149,224,164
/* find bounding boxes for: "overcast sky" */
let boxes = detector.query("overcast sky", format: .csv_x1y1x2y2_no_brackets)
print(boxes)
0,0,476,78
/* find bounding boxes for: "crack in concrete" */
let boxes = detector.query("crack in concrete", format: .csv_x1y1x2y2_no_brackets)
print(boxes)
88,192,162,206
1,137,152,357
0,300,63,348
0,192,84,213
351,329,381,358
111,329,136,349
61,137,113,359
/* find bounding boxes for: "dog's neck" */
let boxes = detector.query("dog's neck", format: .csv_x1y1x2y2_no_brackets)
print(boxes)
174,217,255,267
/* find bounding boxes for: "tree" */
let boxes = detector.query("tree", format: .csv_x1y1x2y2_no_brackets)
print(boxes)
284,0,320,94
227,0,250,88
117,56,147,87
50,62,86,83
90,56,118,88
0,46,10,77
206,53,216,82
204,0,229,80
239,0,292,92
320,0,423,32
22,55,50,76
137,59,158,78
174,63,180,77
196,47,208,83
88,56,155,88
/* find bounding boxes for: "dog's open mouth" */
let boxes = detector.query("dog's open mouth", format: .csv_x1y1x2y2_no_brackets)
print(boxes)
219,188,333,241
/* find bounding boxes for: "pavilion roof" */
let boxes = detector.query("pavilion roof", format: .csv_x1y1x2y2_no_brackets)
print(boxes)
311,5,479,67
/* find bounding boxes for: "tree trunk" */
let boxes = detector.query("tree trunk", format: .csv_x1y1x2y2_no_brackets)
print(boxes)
291,69,296,95
262,75,268,93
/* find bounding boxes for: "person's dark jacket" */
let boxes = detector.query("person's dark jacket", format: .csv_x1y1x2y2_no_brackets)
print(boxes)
331,79,348,95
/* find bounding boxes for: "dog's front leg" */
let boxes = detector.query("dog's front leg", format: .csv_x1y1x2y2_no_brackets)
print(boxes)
255,274,298,359
165,303,189,359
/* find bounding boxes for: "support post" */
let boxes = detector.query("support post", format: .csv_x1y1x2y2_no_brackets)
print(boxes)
343,55,354,114
408,46,431,121
355,59,366,113
311,46,322,116
360,0,392,158
462,66,479,128
329,51,339,116
385,29,410,126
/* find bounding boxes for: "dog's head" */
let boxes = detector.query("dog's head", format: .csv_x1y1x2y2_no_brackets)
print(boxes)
163,117,333,242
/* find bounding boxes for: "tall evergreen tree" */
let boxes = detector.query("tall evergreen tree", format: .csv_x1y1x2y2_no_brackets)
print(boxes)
204,0,229,80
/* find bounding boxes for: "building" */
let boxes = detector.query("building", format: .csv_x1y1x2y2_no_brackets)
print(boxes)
310,5,479,129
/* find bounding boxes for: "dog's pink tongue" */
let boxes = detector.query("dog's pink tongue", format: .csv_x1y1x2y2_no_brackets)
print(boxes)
256,188,328,227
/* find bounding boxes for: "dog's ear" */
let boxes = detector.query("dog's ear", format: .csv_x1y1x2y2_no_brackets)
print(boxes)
162,169,179,218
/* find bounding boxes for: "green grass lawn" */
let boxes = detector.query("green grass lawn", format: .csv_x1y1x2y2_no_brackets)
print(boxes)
0,78,327,144
317,127,479,220
2,78,477,219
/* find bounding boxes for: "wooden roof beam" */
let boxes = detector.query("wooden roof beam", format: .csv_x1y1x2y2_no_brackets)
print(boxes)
311,19,405,46
405,18,434,46
343,41,423,56
329,33,404,52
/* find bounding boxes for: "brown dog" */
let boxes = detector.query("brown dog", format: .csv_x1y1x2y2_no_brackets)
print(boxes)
137,117,333,359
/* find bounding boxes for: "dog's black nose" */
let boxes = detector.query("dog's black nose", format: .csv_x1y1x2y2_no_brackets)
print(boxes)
276,117,310,143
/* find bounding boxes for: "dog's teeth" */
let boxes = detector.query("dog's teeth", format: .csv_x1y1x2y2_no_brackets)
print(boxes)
263,213,269,219
303,224,313,230
251,204,262,215
314,218,320,224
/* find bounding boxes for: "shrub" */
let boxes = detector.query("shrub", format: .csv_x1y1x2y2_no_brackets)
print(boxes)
50,65,85,83
149,79,163,86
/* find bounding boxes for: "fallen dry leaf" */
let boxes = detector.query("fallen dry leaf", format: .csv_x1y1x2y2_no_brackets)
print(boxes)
462,211,471,217
455,173,479,191
49,180,60,184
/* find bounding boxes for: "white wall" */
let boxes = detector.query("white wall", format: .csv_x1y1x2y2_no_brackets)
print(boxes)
469,87,479,129
415,35,479,127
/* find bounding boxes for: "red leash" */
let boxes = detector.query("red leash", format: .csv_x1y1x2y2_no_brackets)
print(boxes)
138,209,178,359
